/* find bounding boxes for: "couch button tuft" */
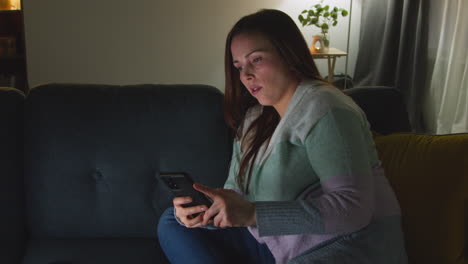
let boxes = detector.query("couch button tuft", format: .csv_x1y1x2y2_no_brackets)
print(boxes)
92,170,104,181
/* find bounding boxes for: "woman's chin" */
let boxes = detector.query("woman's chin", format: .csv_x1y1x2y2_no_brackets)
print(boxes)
255,97,272,106
257,100,271,106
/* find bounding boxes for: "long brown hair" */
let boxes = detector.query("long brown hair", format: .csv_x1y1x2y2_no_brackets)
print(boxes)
224,9,322,193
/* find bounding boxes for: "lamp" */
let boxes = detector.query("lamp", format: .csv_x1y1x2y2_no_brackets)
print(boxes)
0,0,21,10
344,0,353,89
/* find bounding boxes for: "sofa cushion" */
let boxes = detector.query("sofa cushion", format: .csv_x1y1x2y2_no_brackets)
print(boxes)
0,87,26,263
24,84,232,239
374,133,468,264
22,238,168,264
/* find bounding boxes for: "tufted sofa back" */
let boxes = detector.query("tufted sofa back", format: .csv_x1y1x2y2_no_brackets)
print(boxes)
343,86,411,134
23,84,232,239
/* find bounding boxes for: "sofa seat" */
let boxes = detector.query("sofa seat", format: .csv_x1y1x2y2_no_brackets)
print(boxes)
22,238,167,264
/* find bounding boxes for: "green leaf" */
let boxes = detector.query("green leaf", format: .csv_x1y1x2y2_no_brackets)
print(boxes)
301,9,308,14
309,10,315,16
324,12,329,17
324,5,330,11
321,23,329,30
333,7,338,12
333,21,338,26
298,15,304,23
342,10,349,16
311,17,319,24
315,4,321,8
332,13,338,19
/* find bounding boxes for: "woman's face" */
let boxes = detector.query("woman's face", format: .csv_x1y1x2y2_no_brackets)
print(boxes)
230,33,300,117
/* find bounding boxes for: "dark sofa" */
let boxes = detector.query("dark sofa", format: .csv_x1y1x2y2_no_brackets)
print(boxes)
0,84,411,264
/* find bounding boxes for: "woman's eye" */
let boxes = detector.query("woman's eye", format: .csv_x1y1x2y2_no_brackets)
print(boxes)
252,57,262,63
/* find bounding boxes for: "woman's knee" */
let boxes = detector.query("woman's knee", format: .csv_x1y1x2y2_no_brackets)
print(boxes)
159,207,176,222
157,207,178,238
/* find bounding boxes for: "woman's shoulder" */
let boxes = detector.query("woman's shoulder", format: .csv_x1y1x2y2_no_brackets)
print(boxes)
299,80,364,118
288,80,367,142
301,80,353,109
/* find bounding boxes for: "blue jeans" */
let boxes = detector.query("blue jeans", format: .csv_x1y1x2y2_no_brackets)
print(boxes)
157,207,275,264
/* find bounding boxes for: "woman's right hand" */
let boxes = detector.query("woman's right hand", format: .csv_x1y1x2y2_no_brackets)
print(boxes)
173,196,209,228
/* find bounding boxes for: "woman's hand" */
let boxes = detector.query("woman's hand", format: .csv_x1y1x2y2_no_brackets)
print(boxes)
194,183,256,228
172,196,209,228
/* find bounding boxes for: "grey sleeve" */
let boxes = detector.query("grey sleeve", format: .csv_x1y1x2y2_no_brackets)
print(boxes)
255,200,324,236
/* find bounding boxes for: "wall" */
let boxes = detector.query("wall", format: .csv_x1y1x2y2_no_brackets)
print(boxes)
277,0,361,82
23,0,361,91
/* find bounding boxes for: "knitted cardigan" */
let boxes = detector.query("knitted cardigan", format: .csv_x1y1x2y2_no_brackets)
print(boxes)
224,79,407,263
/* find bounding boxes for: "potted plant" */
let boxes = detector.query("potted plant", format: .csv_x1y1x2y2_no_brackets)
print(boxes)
298,1,348,53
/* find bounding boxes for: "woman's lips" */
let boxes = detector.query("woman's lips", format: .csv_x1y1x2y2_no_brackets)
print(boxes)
250,86,262,95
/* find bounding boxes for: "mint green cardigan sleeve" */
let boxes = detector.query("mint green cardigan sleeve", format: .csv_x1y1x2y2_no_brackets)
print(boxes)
255,108,376,236
223,140,241,192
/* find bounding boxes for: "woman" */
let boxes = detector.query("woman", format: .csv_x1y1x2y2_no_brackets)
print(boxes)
158,9,408,264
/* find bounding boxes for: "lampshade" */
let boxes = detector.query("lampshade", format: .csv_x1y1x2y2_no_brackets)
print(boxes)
0,0,21,10
11,0,21,9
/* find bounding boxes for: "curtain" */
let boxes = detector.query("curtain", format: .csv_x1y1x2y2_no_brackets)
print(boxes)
353,0,429,132
423,0,468,134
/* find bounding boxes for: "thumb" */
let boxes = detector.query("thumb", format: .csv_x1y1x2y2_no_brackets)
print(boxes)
193,183,216,198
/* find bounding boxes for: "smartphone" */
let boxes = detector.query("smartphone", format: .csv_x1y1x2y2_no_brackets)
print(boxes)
158,172,213,208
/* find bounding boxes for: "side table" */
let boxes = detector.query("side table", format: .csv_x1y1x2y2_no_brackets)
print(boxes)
310,47,347,83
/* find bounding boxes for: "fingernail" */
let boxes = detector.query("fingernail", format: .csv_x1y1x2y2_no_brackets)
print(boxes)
200,207,206,211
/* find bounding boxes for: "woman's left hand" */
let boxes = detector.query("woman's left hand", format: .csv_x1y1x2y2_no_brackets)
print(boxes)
193,183,256,228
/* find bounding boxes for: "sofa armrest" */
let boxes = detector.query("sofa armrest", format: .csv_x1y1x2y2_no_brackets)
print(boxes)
0,87,27,263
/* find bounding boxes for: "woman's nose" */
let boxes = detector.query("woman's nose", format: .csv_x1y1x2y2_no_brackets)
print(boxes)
241,64,254,79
